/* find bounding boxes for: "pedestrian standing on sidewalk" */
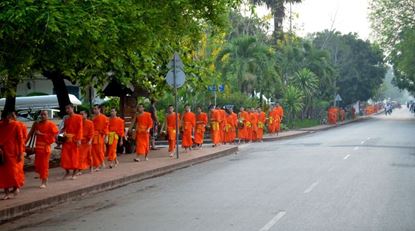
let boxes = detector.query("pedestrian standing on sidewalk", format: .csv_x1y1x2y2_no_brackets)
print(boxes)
91,105,109,171
107,108,124,168
78,111,94,174
131,104,153,162
0,111,25,200
194,106,208,149
181,105,196,152
149,99,159,150
29,110,59,188
61,104,83,180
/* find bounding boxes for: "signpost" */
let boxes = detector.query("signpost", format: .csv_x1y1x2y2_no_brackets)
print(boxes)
334,94,342,107
208,84,224,106
166,53,185,159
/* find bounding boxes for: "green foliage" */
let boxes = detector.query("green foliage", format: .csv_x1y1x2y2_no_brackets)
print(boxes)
281,85,304,125
312,31,387,105
369,0,415,94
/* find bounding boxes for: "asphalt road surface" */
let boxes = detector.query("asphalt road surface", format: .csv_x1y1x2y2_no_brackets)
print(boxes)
3,108,415,231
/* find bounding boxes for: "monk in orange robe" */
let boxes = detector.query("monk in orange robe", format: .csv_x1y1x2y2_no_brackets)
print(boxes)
28,111,58,188
238,107,249,143
181,105,196,151
92,105,109,171
0,112,25,199
133,104,153,161
194,106,208,148
107,108,124,167
224,110,234,144
209,106,221,147
164,105,180,157
78,111,94,173
250,108,258,141
230,108,238,144
61,104,83,179
11,112,27,193
267,105,276,134
257,107,266,141
218,106,226,144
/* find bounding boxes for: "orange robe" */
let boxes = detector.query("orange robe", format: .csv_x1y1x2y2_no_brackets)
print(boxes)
61,114,83,170
16,121,27,183
224,114,234,143
219,109,226,143
268,109,276,134
166,112,180,152
0,120,24,189
238,111,249,140
276,106,284,122
79,119,94,170
257,112,266,140
92,114,108,167
230,112,238,143
328,107,338,124
194,112,208,145
107,117,124,161
34,121,58,180
135,112,153,156
181,112,196,148
210,110,221,145
250,112,258,141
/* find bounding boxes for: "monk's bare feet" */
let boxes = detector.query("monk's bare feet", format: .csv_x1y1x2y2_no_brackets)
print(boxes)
12,188,20,197
169,153,174,158
2,194,11,200
40,184,47,189
134,158,141,162
71,175,77,180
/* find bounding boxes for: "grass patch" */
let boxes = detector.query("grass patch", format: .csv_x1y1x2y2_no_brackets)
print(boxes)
290,119,320,129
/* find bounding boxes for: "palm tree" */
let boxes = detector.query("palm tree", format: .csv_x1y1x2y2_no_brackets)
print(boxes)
282,85,304,126
290,68,319,118
216,36,279,97
252,0,303,42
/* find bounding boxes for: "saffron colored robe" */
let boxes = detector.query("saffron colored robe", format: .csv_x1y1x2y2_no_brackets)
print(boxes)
250,112,258,141
238,111,249,140
181,112,196,148
107,117,124,161
92,114,109,167
166,112,180,153
230,112,238,143
135,112,153,156
34,120,58,180
257,112,266,141
194,112,208,145
0,120,25,189
268,109,277,134
61,114,83,170
79,119,94,170
210,110,221,145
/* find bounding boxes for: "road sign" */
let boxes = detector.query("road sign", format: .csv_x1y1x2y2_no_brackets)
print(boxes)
207,84,224,92
335,94,342,101
166,69,186,88
167,53,184,70
218,84,224,92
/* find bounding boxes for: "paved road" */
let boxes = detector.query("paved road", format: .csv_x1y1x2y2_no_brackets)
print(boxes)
3,108,415,231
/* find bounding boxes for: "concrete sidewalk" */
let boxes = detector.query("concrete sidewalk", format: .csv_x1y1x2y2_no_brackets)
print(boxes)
0,117,364,223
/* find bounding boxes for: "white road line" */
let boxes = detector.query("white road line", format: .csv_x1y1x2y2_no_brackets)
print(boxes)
360,141,365,144
259,211,287,231
304,181,319,194
344,154,351,160
367,137,371,140
354,147,359,151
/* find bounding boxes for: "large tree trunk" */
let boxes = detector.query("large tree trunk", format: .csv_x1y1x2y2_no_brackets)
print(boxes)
272,0,285,43
43,71,71,118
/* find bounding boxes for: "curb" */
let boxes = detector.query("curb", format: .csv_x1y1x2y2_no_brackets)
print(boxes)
0,146,238,223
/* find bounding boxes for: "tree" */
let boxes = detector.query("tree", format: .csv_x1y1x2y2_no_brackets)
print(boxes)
0,0,239,116
369,0,415,94
252,0,303,42
312,31,387,105
290,68,319,118
281,85,304,126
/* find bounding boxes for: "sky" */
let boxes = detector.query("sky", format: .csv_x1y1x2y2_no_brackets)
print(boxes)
256,0,371,40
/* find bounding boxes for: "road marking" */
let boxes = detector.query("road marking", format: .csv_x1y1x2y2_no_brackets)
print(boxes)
304,181,319,194
360,141,365,144
259,211,287,231
344,154,351,160
354,147,359,151
367,137,371,140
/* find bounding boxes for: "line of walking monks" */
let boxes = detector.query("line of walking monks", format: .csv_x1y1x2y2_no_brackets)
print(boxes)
0,103,284,200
